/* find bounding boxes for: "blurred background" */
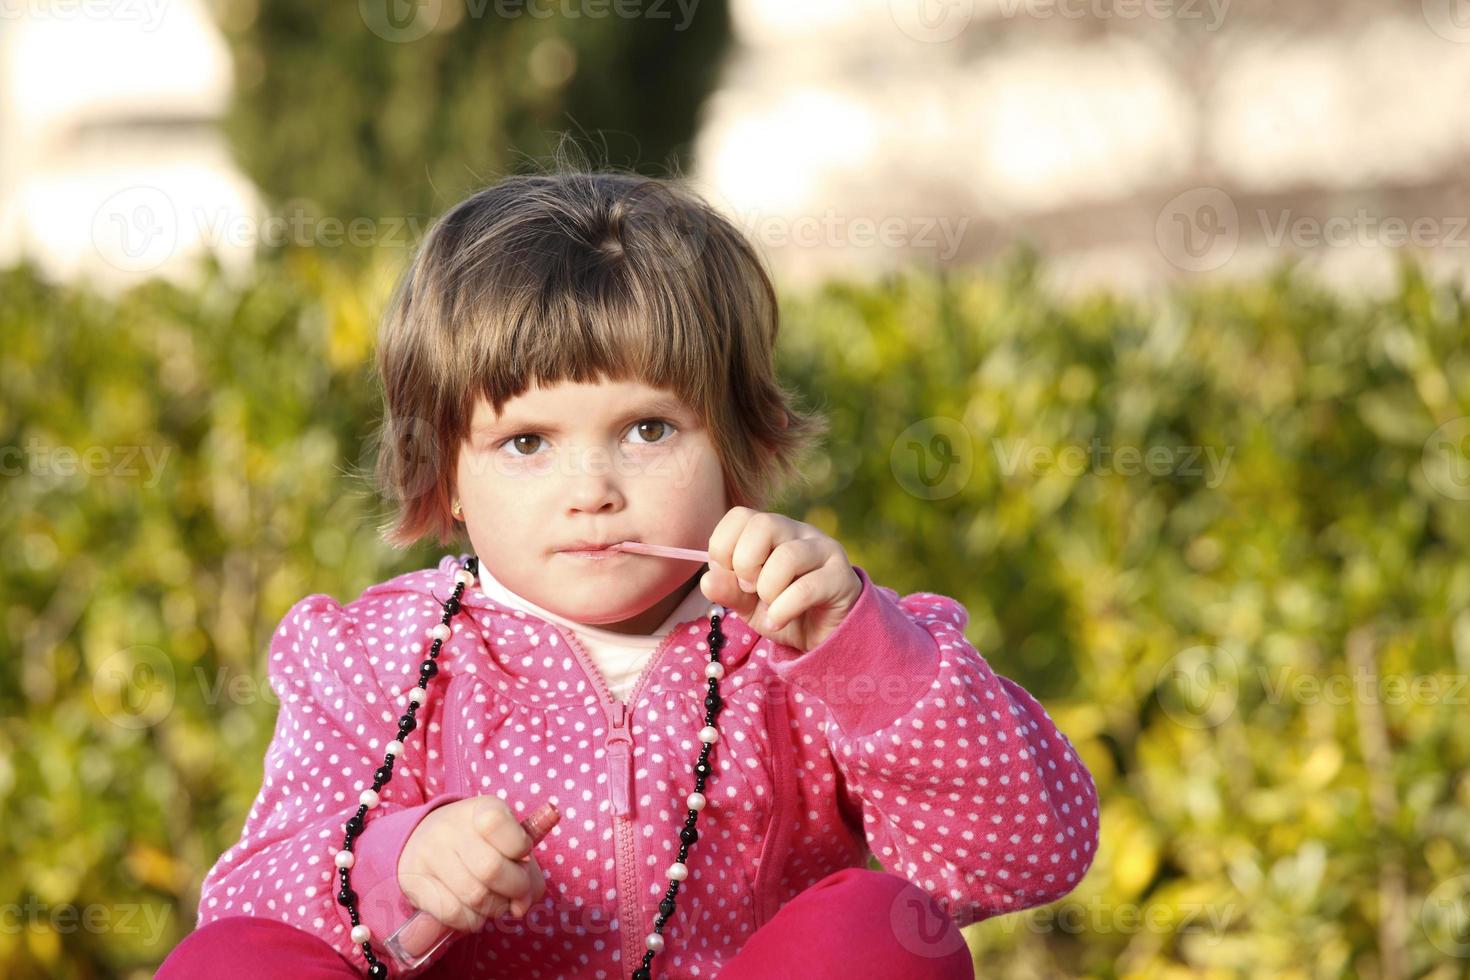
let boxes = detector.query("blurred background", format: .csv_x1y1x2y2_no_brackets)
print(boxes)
2,0,1468,976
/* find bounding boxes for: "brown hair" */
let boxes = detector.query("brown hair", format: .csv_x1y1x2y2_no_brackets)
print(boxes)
370,155,829,549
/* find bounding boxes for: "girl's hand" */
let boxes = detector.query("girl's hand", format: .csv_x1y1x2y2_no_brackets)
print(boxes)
699,507,862,653
397,796,547,932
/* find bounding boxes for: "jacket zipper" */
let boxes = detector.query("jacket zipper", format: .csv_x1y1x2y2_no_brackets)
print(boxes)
552,622,691,980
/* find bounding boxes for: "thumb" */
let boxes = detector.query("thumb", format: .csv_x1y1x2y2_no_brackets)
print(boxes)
471,796,502,840
700,564,758,620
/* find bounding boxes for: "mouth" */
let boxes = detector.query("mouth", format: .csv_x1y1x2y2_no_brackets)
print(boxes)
556,538,637,559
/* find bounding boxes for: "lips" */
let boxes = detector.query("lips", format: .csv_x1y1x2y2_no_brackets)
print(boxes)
557,537,637,553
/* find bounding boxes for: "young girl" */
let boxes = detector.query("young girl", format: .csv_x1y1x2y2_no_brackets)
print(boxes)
157,169,1099,979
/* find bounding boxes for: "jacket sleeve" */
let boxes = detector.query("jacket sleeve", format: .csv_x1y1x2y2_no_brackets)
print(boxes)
195,593,468,974
765,565,1100,927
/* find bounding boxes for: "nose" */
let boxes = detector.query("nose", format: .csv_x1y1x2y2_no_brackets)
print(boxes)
565,445,626,514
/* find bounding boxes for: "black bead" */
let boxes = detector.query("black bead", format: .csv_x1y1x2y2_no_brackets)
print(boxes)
345,815,363,835
705,692,722,712
337,887,356,907
375,764,393,784
420,659,438,680
399,713,416,733
680,825,699,845
695,761,711,777
659,897,676,917
633,968,651,980
444,596,460,615
367,963,389,979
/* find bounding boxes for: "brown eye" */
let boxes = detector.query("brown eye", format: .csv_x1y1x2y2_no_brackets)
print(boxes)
632,419,673,444
508,434,542,455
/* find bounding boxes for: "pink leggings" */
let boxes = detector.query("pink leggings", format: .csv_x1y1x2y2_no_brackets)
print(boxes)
158,867,975,979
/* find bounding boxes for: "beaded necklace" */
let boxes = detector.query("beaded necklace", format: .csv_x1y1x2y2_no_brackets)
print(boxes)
333,556,729,979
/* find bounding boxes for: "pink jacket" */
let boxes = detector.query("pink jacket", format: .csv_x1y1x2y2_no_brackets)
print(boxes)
196,554,1099,978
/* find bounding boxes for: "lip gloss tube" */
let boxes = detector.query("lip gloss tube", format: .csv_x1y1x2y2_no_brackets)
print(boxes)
384,801,561,968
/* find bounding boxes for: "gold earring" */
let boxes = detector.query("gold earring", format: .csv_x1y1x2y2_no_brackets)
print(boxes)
452,499,463,519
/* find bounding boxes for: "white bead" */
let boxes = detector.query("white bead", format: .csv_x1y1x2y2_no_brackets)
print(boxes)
408,687,426,705
707,604,722,618
686,792,706,811
667,862,688,882
360,789,380,808
455,569,475,588
334,850,355,869
646,933,665,953
698,726,719,744
385,740,403,757
704,662,725,681
350,924,371,945
428,623,451,642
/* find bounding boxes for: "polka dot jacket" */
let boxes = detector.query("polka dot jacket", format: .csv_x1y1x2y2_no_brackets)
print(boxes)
196,555,1100,978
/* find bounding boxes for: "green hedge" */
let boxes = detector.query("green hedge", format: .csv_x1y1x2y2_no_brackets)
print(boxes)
1,249,1466,978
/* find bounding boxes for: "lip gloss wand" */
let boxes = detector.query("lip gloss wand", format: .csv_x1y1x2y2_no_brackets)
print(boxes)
609,541,709,562
384,800,561,968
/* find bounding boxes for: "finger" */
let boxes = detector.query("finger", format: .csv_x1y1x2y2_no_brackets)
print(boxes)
472,796,537,861
455,831,534,905
700,564,757,621
511,857,548,916
748,538,827,606
764,562,845,632
415,872,486,934
728,512,790,591
437,842,494,916
447,840,518,926
706,506,757,574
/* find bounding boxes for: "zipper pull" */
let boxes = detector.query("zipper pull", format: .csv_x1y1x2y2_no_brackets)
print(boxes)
606,701,634,818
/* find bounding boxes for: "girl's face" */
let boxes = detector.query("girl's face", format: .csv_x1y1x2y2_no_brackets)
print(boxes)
454,377,729,634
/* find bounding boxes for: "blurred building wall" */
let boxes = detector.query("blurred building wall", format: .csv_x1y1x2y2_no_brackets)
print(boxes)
0,0,260,294
691,0,1470,295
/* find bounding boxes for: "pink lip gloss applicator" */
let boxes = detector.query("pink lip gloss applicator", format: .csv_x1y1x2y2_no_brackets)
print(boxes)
613,541,759,592
609,541,710,562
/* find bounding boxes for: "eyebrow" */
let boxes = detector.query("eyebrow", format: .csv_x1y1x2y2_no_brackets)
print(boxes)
472,396,692,437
